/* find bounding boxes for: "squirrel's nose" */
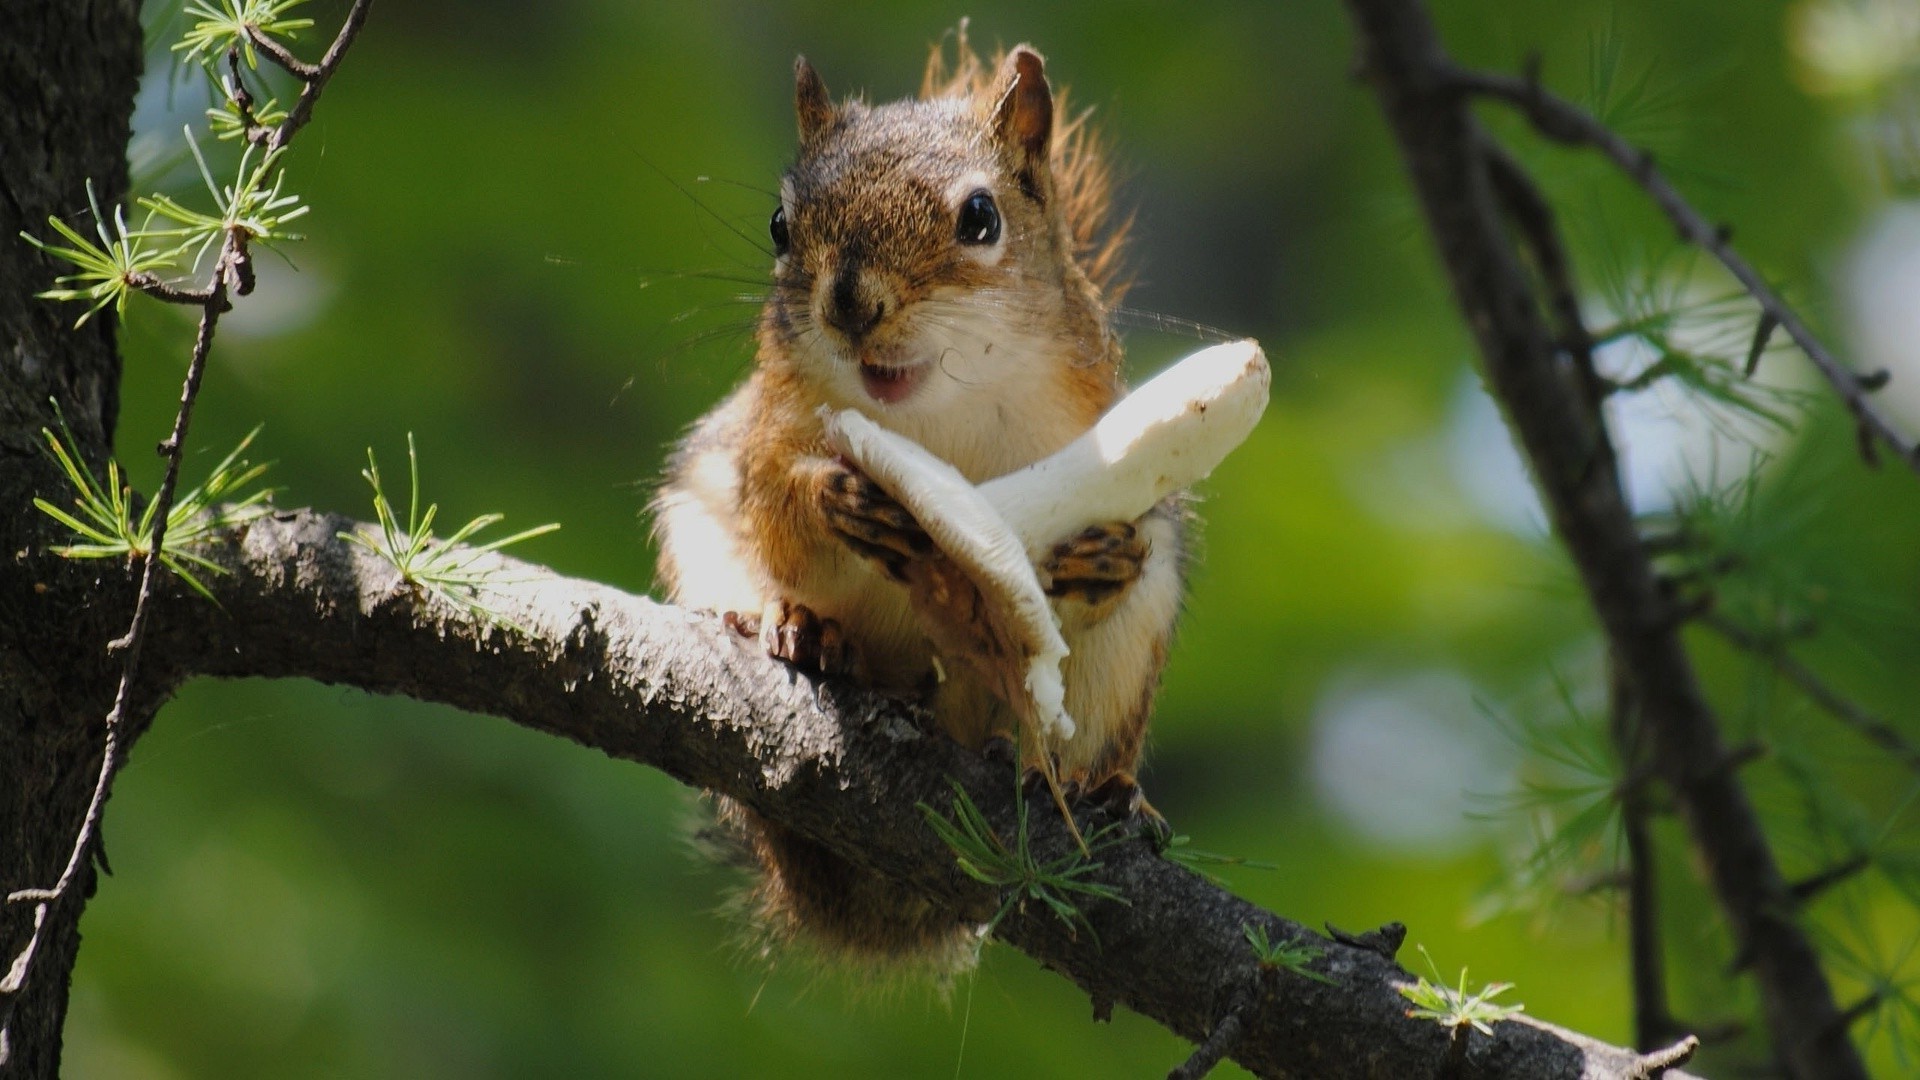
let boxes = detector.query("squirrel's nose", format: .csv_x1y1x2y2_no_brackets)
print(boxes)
824,266,887,341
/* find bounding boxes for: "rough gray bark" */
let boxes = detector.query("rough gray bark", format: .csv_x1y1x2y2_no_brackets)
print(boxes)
0,1,144,1075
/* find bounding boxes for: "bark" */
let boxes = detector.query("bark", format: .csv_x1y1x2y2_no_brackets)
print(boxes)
0,1,143,1075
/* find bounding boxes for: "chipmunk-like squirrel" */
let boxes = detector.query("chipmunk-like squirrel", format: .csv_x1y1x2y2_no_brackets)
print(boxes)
652,36,1186,967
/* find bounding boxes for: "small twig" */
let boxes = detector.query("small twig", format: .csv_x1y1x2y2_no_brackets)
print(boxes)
242,24,318,80
1788,854,1872,907
1625,1034,1700,1079
1702,611,1920,775
1704,738,1768,780
1828,991,1884,1038
128,270,218,307
1167,987,1255,1080
1326,920,1407,960
1452,65,1920,475
256,0,376,152
1744,312,1779,378
222,47,273,147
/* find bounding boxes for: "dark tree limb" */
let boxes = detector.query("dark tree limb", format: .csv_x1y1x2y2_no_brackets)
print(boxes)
1342,1,1866,1076
0,510,1695,1080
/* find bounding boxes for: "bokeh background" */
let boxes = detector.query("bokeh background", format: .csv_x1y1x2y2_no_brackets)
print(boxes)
64,0,1920,1075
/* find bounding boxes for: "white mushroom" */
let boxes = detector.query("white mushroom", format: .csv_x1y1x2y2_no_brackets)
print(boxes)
822,338,1271,743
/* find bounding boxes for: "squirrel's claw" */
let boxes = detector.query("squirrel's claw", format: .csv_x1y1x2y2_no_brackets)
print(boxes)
1041,520,1147,608
817,460,934,581
1081,771,1172,846
758,599,856,677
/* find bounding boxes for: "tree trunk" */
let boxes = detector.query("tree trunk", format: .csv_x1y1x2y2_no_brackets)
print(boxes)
0,1,143,1073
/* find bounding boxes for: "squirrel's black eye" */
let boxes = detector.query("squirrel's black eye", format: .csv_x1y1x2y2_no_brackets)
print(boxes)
770,205,790,256
956,190,1000,246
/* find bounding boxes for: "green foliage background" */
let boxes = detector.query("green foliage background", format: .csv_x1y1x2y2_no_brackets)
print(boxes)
61,0,1920,1075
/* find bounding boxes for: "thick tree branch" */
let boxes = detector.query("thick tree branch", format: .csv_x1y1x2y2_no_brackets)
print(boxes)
1342,1,1866,1076
3,509,1692,1080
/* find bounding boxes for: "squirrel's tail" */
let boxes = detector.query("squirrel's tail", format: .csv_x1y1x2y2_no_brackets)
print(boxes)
705,796,983,981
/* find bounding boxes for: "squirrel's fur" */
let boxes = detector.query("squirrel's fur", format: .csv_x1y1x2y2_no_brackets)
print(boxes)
652,29,1184,971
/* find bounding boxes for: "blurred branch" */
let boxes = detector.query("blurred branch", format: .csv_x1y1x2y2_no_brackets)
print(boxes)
1,509,1693,1080
1342,1,1866,1076
1701,611,1920,774
1447,64,1919,475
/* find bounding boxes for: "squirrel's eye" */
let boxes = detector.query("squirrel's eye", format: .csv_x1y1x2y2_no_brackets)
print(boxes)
770,206,790,256
956,190,1000,246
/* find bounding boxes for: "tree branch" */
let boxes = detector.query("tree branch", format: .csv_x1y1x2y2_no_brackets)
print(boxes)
4,508,1693,1080
1341,1,1866,1076
1701,611,1920,775
1447,65,1919,474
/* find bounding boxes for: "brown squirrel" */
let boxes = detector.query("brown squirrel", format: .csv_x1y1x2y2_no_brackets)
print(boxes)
652,34,1185,968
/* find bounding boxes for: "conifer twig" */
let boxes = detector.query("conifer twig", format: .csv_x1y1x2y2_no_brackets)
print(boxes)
1701,611,1920,775
1449,64,1919,475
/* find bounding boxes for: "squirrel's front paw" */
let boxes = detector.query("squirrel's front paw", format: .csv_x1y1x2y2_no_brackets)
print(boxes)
816,459,934,581
1040,520,1147,610
739,599,855,677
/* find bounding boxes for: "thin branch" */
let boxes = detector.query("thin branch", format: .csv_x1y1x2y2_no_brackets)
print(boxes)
127,270,217,306
242,25,318,80
1745,312,1779,378
1450,65,1920,475
1625,1035,1700,1080
1789,855,1873,907
222,47,271,147
1165,986,1253,1080
1702,611,1920,774
253,0,375,151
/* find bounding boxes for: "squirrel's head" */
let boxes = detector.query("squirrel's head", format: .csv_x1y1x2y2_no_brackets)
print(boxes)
762,43,1119,419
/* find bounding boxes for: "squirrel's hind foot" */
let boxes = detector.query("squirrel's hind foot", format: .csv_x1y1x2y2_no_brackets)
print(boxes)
735,599,859,678
1081,772,1173,847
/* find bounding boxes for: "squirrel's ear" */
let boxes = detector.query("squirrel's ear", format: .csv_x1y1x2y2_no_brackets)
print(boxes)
990,46,1052,175
794,56,834,142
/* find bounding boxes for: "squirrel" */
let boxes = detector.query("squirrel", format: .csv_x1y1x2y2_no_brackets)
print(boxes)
651,32,1186,969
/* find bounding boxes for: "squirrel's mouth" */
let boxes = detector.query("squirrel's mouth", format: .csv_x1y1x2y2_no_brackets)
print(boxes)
858,358,930,405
